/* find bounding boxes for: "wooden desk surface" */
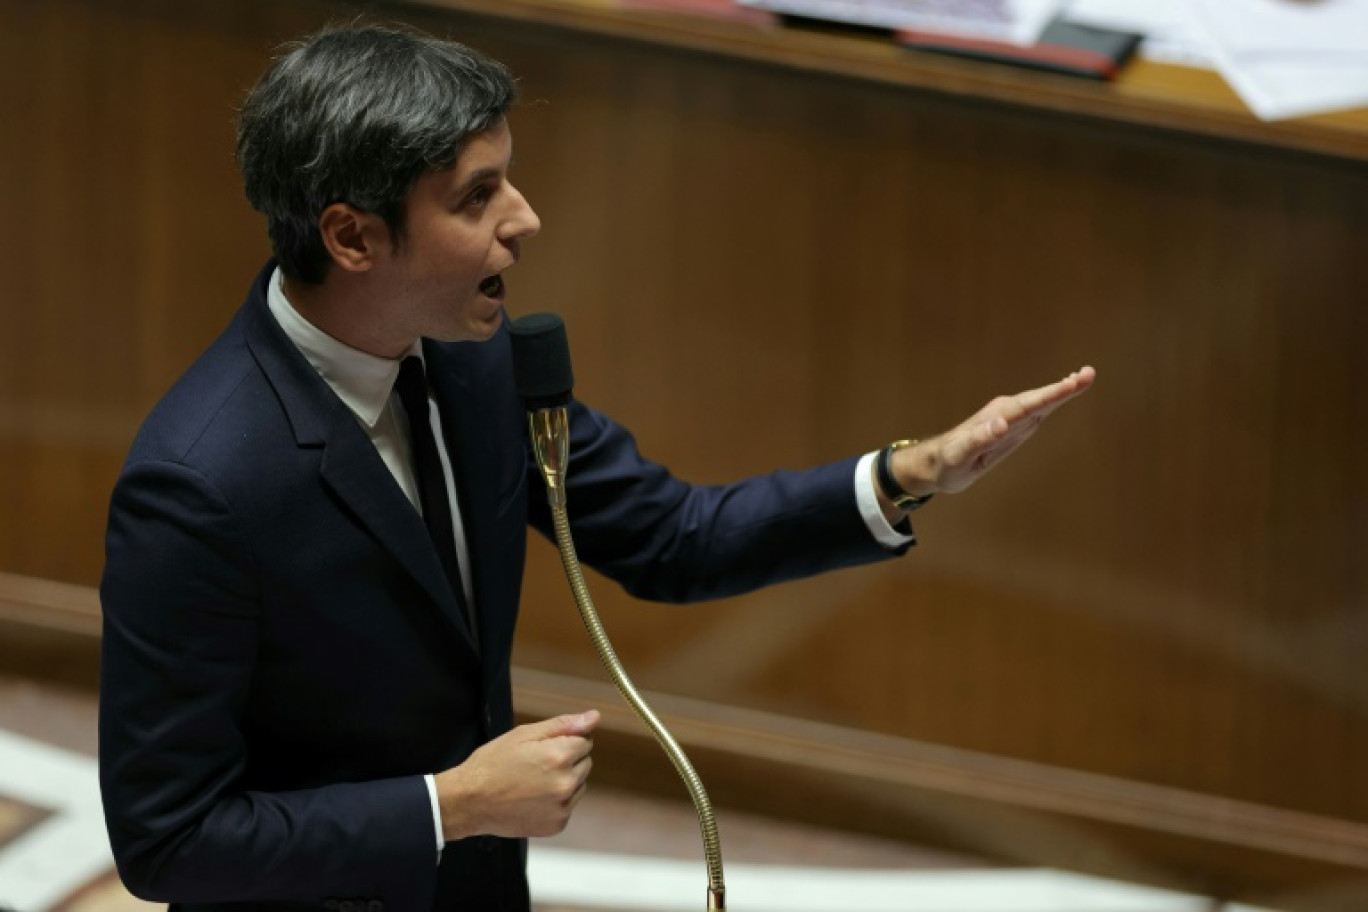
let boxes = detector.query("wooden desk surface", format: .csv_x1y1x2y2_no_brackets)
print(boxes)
410,0,1368,163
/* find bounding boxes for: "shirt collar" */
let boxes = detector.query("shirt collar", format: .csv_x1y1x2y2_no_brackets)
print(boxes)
266,266,421,428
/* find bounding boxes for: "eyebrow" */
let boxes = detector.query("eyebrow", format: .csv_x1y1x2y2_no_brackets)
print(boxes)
452,167,503,197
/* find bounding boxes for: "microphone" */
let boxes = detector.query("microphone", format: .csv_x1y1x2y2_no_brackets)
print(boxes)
509,312,574,409
508,312,728,911
509,313,573,508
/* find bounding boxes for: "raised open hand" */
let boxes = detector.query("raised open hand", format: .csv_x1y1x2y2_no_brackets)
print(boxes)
890,366,1096,499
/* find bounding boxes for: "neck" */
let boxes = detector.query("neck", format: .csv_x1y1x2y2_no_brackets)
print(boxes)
281,272,411,360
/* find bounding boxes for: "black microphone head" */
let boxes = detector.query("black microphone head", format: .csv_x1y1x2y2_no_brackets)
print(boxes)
509,312,574,409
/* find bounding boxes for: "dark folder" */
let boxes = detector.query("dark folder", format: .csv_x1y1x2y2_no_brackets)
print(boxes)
899,16,1144,81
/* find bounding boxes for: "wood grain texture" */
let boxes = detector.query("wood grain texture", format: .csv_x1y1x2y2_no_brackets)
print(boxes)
405,0,1368,162
1,0,1366,902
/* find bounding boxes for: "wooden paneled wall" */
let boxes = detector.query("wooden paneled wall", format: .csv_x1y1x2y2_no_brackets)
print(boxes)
2,0,1367,903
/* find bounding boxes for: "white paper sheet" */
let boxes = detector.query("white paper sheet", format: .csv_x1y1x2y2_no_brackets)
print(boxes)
1192,0,1368,58
1206,41,1368,119
1190,0,1368,118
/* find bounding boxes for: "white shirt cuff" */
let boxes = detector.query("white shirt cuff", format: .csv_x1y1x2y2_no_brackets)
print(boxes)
855,450,916,550
425,773,444,862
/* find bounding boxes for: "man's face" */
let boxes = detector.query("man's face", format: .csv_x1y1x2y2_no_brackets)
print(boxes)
368,118,540,352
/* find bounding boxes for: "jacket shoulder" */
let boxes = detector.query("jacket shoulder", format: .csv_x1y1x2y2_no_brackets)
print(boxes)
124,310,281,477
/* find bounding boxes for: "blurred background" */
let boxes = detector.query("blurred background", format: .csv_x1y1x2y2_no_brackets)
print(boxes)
1,0,1366,909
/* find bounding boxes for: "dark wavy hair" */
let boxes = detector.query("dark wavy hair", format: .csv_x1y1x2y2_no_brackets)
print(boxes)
236,24,517,284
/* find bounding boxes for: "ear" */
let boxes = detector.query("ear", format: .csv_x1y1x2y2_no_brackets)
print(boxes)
317,203,391,274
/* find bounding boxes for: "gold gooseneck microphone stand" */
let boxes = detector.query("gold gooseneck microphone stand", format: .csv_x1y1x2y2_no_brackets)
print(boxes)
511,313,725,912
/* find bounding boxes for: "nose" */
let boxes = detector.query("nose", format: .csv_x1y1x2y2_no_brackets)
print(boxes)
503,183,541,241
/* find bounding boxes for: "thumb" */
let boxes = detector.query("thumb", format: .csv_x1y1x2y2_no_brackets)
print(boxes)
527,710,600,740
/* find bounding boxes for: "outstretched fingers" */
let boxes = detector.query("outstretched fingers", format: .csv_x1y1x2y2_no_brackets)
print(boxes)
1011,366,1096,421
990,367,1094,448
927,366,1096,494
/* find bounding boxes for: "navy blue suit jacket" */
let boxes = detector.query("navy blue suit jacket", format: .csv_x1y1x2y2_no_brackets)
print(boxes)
99,262,905,911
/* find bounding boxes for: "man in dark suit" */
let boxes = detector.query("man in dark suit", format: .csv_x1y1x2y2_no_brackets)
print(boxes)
98,23,1094,912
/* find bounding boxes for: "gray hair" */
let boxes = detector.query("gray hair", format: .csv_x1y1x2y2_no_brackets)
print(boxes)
236,24,518,284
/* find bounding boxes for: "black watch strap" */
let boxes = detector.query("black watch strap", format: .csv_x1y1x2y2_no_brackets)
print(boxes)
877,440,934,512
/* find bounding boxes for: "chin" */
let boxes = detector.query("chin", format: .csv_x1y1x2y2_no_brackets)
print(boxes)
439,318,503,344
465,297,506,338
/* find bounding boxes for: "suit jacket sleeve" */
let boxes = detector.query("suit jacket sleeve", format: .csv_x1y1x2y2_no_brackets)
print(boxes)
528,402,910,603
100,458,439,909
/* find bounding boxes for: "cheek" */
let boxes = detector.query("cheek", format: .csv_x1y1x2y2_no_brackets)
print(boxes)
431,229,487,275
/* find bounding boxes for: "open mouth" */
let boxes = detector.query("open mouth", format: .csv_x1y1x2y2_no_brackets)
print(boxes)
479,274,505,299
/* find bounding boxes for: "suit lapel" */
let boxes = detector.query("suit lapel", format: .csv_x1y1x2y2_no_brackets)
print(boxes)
424,334,525,663
425,340,490,657
239,266,480,656
316,412,478,650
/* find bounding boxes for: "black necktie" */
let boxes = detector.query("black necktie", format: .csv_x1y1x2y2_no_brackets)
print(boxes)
395,356,471,627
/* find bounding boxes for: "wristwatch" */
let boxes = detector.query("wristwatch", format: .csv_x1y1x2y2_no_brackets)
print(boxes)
876,439,935,512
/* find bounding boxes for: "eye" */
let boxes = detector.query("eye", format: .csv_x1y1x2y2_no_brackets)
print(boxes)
460,183,495,212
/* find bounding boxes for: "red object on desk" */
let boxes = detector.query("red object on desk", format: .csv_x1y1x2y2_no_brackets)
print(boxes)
618,0,778,27
898,18,1143,82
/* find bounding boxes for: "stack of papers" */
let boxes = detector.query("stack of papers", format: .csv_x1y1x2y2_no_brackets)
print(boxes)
1066,0,1368,120
735,0,1069,46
